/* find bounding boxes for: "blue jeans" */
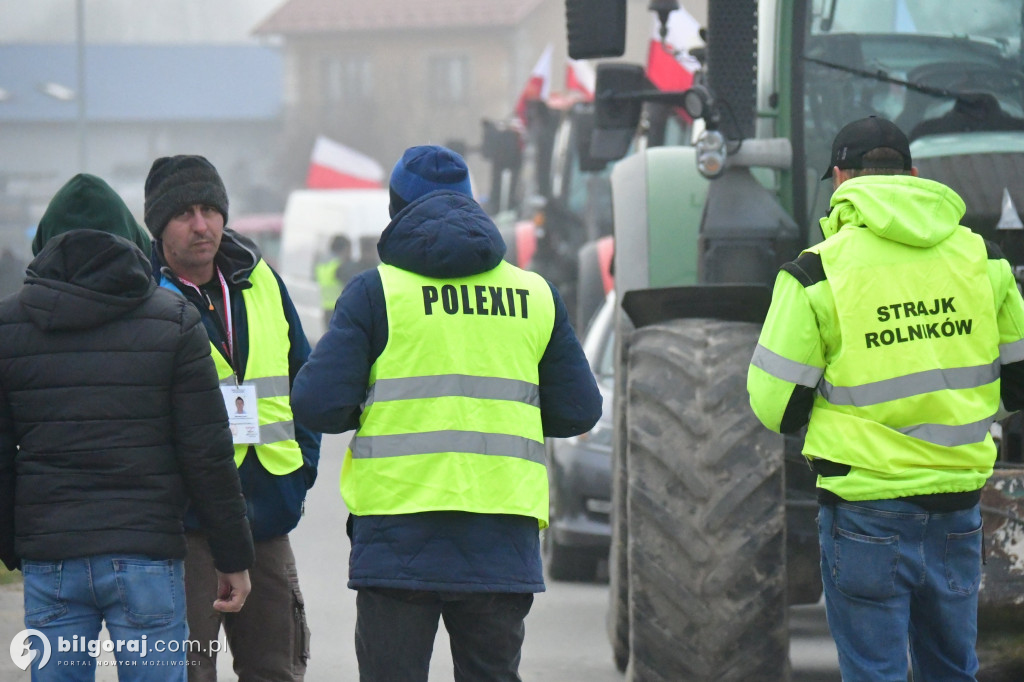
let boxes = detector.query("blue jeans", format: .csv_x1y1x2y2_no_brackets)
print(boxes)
21,554,189,682
355,587,534,682
818,499,983,682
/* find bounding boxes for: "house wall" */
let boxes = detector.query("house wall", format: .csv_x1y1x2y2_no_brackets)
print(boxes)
271,0,697,196
278,25,516,194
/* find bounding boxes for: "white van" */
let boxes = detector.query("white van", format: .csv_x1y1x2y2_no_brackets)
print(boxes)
278,188,390,342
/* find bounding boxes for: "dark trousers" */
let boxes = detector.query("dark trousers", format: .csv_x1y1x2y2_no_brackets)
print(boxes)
185,532,310,682
355,587,534,682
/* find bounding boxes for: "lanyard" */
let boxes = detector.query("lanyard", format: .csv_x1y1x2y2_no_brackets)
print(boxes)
177,267,235,374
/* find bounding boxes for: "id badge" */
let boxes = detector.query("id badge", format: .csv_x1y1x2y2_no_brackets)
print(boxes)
222,384,260,445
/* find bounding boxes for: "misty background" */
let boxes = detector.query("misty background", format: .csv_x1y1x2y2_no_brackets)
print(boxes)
0,0,658,275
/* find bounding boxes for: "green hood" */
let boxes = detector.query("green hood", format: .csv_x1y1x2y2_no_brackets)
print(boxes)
819,175,966,247
33,173,152,257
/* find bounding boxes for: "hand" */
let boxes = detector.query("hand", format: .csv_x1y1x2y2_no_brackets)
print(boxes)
213,569,251,612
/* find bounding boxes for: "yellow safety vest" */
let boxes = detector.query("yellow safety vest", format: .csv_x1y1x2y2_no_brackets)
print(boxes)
342,261,556,526
211,260,304,475
802,226,1000,500
315,258,343,312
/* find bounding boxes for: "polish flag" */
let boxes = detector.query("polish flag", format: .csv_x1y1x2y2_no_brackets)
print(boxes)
646,7,702,93
565,58,596,101
306,136,385,189
515,44,553,125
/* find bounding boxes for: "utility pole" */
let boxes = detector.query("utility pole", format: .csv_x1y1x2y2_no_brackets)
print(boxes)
76,0,87,172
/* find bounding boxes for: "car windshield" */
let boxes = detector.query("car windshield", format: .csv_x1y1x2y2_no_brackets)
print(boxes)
801,0,1024,224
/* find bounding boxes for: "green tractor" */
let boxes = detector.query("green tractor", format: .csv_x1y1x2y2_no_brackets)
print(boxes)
567,0,1024,679
481,97,622,332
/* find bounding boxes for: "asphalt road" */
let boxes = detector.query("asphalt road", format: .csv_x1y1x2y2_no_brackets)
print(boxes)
0,433,842,681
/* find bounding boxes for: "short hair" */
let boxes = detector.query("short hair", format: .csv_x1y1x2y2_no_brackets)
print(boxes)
330,235,351,254
841,148,913,178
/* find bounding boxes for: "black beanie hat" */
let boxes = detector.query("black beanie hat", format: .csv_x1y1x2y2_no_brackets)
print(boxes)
144,155,229,238
33,173,152,257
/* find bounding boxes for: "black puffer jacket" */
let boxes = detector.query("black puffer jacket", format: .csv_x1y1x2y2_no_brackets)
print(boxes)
0,226,253,573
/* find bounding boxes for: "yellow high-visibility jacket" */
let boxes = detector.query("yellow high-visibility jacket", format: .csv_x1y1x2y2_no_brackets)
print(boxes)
341,261,556,526
748,175,1024,501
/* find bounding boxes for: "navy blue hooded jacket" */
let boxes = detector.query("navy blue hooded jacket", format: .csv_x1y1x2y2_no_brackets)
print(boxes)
153,229,321,542
291,190,602,592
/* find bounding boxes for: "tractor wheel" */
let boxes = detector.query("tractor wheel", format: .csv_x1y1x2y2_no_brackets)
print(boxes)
608,389,631,672
625,318,788,681
607,312,632,673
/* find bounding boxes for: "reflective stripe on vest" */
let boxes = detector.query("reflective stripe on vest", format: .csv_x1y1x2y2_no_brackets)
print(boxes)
342,261,555,526
209,260,303,475
799,228,999,499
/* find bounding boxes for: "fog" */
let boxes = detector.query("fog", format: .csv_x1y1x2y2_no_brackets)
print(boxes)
0,0,282,44
0,0,664,279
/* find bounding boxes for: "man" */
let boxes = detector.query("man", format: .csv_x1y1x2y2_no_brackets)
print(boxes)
315,235,351,328
0,173,253,681
747,116,1024,681
291,144,602,682
144,155,321,681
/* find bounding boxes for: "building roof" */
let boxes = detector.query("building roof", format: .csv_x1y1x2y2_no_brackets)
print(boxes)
0,45,282,123
254,0,546,35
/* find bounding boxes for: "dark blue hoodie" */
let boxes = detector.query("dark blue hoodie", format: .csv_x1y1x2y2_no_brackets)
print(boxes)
291,190,602,591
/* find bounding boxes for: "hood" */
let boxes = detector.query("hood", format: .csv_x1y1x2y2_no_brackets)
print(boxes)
19,230,156,332
377,190,506,278
819,175,966,247
32,173,152,257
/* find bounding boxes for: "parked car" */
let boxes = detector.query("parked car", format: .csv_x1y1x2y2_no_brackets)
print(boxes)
543,291,615,581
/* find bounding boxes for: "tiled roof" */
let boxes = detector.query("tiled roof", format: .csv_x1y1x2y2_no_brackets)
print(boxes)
254,0,547,35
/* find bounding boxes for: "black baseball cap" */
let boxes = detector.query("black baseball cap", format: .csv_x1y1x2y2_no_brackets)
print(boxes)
821,116,912,180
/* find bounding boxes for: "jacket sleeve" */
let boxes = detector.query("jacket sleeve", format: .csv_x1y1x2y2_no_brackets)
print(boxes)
173,301,254,573
538,282,603,438
990,253,1024,411
747,269,826,434
272,268,322,488
0,381,16,571
291,269,380,434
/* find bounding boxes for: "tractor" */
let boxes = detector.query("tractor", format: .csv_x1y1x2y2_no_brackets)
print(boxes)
567,0,1024,680
480,95,631,332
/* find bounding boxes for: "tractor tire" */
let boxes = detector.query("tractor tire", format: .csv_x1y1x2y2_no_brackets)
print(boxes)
607,311,633,673
625,318,788,682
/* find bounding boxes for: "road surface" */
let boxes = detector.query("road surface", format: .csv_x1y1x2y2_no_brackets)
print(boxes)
0,433,841,681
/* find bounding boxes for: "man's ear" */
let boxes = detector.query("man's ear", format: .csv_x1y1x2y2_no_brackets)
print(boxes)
910,166,919,177
832,167,845,191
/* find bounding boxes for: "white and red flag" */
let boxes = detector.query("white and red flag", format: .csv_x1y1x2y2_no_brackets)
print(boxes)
646,7,702,92
565,58,596,101
306,136,384,190
515,44,553,125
